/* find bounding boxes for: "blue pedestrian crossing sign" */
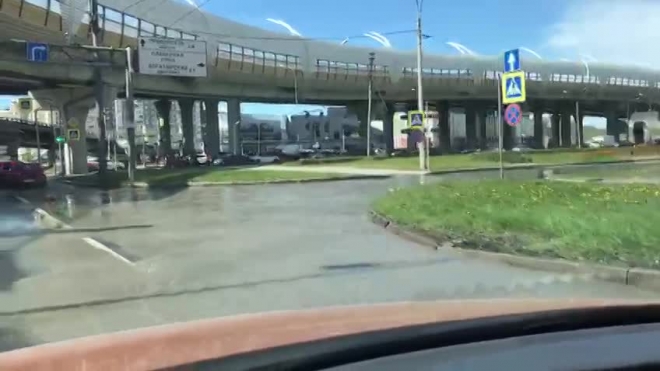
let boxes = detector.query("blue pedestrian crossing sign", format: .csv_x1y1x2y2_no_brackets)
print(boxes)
501,71,526,104
408,110,425,130
503,48,521,73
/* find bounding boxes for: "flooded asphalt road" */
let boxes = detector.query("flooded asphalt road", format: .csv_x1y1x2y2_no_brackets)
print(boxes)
0,167,658,350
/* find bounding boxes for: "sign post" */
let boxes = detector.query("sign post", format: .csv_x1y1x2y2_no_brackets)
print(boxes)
499,49,527,179
137,37,208,77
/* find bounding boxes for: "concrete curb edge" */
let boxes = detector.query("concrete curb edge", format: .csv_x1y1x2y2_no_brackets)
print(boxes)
57,174,391,189
368,210,660,292
427,158,660,176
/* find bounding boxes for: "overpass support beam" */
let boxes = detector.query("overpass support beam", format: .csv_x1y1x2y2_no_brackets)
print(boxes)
560,110,572,147
179,98,196,157
503,117,514,150
576,110,585,147
375,101,394,154
346,102,369,140
30,88,97,175
606,110,621,143
6,141,19,161
226,98,242,155
204,100,220,156
476,108,487,150
62,106,89,174
464,105,478,150
550,113,560,148
532,108,545,149
154,99,172,157
436,101,451,153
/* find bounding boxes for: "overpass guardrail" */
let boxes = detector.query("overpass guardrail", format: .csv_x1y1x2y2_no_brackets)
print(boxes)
1,0,660,92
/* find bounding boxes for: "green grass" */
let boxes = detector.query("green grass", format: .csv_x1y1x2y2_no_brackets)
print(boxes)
558,164,660,181
65,168,351,188
287,147,660,172
373,180,660,269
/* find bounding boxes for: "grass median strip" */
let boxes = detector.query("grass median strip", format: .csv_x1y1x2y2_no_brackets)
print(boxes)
288,147,660,171
373,180,660,269
557,163,660,181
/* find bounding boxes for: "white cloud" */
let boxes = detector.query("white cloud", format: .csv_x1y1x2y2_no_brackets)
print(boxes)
545,0,660,67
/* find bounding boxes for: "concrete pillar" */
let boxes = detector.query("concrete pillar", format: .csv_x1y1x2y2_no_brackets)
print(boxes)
477,108,487,149
346,102,369,139
560,110,572,147
606,110,621,143
576,112,585,147
29,88,97,174
226,98,241,155
533,109,544,149
6,141,19,161
62,105,89,174
464,106,477,150
550,114,560,148
436,101,451,152
179,98,196,157
379,103,394,154
503,119,514,150
154,99,172,157
204,99,220,156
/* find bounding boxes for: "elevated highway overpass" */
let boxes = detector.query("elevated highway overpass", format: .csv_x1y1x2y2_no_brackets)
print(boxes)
0,0,658,172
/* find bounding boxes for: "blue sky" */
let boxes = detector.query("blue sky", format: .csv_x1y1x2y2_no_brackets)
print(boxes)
3,0,657,127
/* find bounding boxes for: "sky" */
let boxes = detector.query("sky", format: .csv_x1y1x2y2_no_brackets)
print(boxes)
3,0,660,126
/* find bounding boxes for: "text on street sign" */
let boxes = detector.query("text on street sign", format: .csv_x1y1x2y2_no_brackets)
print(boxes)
138,37,208,77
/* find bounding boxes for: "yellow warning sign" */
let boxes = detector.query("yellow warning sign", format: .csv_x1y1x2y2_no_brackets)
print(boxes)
67,117,79,129
67,129,80,141
407,110,425,130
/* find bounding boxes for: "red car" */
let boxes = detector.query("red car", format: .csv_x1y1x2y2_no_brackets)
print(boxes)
0,161,47,188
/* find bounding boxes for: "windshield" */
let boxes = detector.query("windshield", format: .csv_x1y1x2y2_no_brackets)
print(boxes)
1,0,660,357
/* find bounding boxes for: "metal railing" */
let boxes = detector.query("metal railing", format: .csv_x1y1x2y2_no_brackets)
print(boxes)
4,0,659,89
0,117,51,127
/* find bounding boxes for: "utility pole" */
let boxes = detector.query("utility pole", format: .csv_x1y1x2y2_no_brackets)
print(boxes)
89,0,108,185
415,0,428,171
125,47,136,184
366,52,375,157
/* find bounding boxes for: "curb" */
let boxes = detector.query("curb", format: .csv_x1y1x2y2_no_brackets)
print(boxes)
12,195,71,230
368,210,660,293
427,158,660,176
58,174,390,189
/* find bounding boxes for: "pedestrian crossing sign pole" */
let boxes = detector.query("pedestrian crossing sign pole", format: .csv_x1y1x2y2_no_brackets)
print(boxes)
501,70,526,104
497,49,527,180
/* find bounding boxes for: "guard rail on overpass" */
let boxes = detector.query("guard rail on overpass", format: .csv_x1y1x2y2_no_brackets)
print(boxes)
1,0,660,105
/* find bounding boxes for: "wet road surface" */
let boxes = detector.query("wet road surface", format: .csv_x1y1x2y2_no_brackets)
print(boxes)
0,168,658,350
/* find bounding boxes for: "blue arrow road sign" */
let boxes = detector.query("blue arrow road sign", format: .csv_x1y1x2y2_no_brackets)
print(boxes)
26,42,49,62
503,48,520,73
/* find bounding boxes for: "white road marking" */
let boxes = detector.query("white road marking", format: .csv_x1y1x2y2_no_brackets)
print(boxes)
11,195,133,266
82,237,135,266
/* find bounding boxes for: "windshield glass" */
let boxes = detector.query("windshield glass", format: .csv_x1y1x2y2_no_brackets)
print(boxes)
1,0,660,356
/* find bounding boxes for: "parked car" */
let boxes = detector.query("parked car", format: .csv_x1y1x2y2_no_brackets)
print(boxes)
0,161,47,188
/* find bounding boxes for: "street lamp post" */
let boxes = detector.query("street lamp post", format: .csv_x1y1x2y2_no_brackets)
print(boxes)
415,0,427,170
367,52,375,157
